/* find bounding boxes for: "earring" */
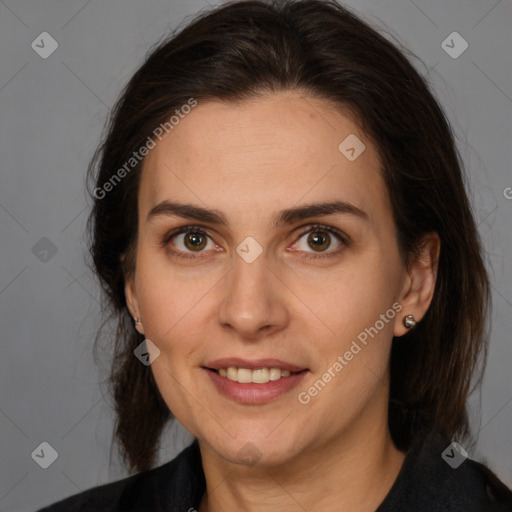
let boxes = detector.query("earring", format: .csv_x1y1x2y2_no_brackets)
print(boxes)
133,317,141,326
403,315,416,329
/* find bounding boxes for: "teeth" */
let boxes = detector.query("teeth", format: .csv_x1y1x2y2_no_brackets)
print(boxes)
251,368,269,383
270,368,283,381
237,368,252,383
216,367,294,383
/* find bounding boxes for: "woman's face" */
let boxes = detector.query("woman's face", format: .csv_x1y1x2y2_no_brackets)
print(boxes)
126,91,423,466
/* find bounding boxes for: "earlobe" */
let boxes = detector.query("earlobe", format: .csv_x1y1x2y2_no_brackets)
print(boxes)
124,277,138,318
394,232,440,338
133,316,145,335
124,278,145,335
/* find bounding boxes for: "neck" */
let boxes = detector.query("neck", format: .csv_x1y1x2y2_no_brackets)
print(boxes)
197,407,406,512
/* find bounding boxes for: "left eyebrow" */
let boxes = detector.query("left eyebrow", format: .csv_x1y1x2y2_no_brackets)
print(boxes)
146,200,368,228
272,200,368,227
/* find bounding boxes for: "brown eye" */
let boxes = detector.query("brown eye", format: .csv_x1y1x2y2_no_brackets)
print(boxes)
183,231,208,251
307,230,331,252
164,226,217,258
291,224,347,260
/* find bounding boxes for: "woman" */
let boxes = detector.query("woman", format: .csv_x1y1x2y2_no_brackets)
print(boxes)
38,0,512,510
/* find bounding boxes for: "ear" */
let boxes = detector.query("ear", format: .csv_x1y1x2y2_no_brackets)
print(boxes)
125,275,145,336
394,232,440,337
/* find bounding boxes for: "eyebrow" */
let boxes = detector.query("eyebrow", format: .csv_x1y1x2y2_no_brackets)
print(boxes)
147,200,368,228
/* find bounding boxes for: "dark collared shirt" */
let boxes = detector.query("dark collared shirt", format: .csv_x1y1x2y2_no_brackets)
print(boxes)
37,429,512,511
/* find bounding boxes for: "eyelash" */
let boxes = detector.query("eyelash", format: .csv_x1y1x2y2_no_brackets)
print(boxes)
161,224,349,261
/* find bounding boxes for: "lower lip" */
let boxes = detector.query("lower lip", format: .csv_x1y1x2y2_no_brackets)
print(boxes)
203,368,308,404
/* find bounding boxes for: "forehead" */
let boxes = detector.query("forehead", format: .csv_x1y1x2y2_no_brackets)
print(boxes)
139,91,387,225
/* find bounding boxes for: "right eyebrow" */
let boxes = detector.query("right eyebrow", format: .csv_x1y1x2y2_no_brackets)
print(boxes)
147,201,228,226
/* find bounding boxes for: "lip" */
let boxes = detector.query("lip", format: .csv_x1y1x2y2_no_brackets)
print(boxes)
203,367,309,404
203,357,306,372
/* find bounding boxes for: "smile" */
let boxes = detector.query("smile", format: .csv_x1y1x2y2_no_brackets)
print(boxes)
210,367,295,383
203,366,309,404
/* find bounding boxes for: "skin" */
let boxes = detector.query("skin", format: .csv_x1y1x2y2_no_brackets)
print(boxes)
125,90,440,512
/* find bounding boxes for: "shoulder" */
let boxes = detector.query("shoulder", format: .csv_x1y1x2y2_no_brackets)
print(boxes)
447,457,512,511
469,459,512,511
36,440,205,512
420,431,512,511
379,429,512,512
36,474,133,512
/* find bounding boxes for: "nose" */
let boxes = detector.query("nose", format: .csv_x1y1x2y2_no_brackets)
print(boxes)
217,248,290,341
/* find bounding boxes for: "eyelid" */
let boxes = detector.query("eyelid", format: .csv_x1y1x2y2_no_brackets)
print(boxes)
290,223,349,260
295,223,348,242
161,223,349,259
161,224,208,246
161,225,216,260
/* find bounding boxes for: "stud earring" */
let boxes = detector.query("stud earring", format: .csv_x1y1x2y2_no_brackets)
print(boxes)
133,317,142,326
403,315,416,329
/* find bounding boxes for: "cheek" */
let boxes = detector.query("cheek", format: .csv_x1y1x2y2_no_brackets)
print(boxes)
133,259,223,392
136,265,209,424
305,300,397,423
134,249,212,334
296,257,400,397
298,256,400,335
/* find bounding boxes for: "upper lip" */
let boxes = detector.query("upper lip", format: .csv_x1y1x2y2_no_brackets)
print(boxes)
204,357,307,372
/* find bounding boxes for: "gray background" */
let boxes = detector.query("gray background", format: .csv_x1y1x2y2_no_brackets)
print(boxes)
0,0,511,510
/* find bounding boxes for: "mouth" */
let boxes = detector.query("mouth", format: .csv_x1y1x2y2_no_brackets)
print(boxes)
204,366,305,384
201,358,309,404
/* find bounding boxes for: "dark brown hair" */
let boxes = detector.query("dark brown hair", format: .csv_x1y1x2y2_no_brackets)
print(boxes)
87,0,490,474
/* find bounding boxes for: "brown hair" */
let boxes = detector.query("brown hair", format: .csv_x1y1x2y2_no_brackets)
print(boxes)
87,0,490,473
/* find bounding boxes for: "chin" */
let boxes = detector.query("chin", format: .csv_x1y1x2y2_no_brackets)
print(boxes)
201,426,309,468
